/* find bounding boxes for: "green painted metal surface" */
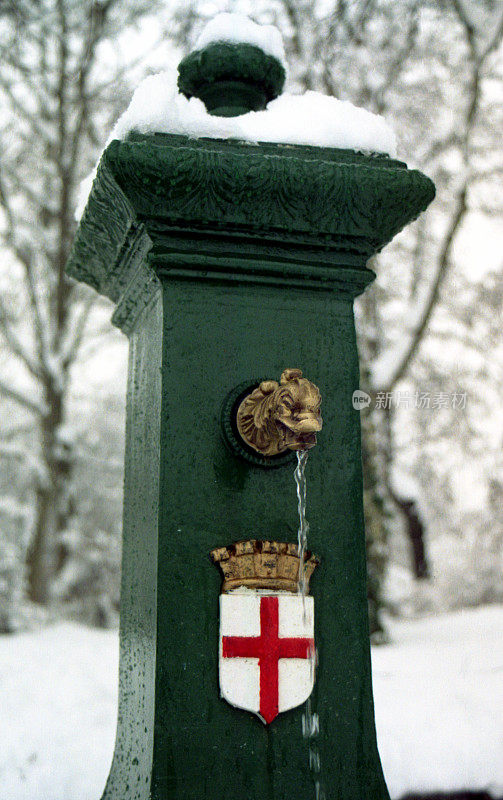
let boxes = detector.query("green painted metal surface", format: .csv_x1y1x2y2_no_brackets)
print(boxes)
151,280,385,799
101,294,161,799
67,114,434,797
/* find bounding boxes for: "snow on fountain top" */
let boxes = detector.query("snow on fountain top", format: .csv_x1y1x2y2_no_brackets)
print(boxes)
75,13,397,220
194,12,286,66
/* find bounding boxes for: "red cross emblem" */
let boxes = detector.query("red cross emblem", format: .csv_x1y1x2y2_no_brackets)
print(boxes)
221,595,315,724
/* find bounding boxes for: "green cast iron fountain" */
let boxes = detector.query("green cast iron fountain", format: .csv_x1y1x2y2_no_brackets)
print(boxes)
67,18,435,800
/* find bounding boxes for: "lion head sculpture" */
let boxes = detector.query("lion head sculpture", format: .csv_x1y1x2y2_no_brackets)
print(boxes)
236,369,322,457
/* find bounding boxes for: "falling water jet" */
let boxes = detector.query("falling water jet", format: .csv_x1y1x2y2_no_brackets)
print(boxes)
295,448,326,800
295,448,310,602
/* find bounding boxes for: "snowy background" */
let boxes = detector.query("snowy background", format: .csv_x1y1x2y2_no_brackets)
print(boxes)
0,1,502,797
1,608,501,800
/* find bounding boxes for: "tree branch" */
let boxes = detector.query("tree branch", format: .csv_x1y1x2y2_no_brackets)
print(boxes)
451,0,503,63
375,177,468,391
373,2,490,391
0,75,55,144
0,375,45,416
0,295,41,378
0,170,47,360
61,292,96,368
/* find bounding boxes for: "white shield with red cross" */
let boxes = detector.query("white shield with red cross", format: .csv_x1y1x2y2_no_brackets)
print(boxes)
219,592,315,724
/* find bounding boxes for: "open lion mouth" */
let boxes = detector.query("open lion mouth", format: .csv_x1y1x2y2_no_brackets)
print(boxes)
277,419,321,451
288,431,318,450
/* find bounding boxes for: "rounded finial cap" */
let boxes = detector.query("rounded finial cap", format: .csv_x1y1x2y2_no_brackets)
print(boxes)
177,39,286,117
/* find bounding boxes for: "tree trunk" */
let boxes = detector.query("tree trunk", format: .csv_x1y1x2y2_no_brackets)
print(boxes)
26,391,73,604
361,406,390,639
359,285,391,640
391,495,429,579
26,483,59,604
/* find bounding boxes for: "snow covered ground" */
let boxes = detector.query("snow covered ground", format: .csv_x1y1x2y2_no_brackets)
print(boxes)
373,607,503,798
0,606,501,800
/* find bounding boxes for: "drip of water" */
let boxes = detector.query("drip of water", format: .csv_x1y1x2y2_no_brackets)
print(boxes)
302,651,325,800
295,449,310,600
294,450,326,800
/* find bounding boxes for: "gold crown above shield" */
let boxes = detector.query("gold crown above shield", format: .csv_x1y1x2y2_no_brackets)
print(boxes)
210,540,319,594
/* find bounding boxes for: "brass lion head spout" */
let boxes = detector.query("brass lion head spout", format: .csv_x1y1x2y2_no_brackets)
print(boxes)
236,369,322,457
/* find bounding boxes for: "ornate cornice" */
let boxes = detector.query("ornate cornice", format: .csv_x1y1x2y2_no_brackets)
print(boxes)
66,133,435,333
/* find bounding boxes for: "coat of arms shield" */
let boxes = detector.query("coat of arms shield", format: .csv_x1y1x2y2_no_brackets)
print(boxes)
210,540,319,725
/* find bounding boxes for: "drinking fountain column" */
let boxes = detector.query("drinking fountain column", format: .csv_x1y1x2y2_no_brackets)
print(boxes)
67,29,435,800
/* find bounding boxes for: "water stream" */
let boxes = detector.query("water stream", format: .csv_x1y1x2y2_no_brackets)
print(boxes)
295,449,310,603
294,451,326,800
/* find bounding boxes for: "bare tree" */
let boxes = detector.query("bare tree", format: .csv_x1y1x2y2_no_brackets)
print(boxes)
0,0,158,605
3,0,501,622
365,1,503,606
